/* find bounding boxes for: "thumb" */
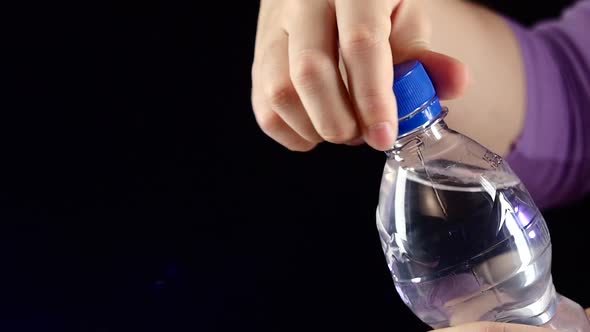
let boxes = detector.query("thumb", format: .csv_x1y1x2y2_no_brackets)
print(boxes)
389,0,431,62
389,0,469,100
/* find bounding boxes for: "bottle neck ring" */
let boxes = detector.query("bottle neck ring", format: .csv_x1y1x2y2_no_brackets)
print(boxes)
398,96,443,137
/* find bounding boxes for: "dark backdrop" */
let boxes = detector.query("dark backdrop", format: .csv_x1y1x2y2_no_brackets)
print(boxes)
2,0,586,331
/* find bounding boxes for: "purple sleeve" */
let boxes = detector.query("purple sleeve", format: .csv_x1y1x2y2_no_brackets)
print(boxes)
503,0,590,209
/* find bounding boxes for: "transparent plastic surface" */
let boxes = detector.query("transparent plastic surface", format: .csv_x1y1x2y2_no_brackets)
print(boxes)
376,115,590,331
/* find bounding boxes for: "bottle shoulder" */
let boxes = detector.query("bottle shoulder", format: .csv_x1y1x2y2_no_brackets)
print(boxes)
386,124,516,189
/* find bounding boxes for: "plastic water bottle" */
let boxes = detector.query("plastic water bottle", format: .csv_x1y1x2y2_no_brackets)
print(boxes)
376,60,590,331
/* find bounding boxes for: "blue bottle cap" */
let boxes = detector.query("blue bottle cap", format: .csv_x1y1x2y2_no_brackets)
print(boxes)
393,61,442,136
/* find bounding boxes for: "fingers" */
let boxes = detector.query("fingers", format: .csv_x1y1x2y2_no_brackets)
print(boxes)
389,0,431,62
251,41,318,152
251,85,317,152
251,0,469,153
287,0,359,144
388,0,469,100
436,322,549,332
261,36,323,143
417,51,470,100
335,0,398,151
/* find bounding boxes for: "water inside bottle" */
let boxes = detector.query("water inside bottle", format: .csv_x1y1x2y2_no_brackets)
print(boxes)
377,164,555,328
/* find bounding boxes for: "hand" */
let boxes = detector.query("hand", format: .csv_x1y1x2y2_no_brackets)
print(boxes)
436,322,555,332
251,0,469,152
435,309,590,332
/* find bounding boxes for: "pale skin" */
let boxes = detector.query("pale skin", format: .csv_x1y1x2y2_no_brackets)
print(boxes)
251,0,525,155
251,1,586,330
435,315,590,332
252,1,588,329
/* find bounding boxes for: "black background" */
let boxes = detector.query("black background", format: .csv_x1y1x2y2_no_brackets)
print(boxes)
1,0,586,331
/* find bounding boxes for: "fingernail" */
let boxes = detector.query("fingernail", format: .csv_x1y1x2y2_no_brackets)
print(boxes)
366,122,395,150
346,137,365,146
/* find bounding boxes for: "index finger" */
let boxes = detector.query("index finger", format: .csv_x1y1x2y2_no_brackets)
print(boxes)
336,0,399,151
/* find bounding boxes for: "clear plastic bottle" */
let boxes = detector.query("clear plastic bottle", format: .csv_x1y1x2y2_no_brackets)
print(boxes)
376,61,590,331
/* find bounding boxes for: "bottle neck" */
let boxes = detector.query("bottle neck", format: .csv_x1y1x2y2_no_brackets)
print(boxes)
386,107,449,159
397,96,443,137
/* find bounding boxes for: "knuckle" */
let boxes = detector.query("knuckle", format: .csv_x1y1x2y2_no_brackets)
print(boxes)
340,23,389,53
287,140,316,152
265,79,297,111
392,38,431,60
358,86,388,101
404,39,431,51
291,50,331,89
302,130,324,144
317,123,357,144
357,89,392,116
256,111,282,135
